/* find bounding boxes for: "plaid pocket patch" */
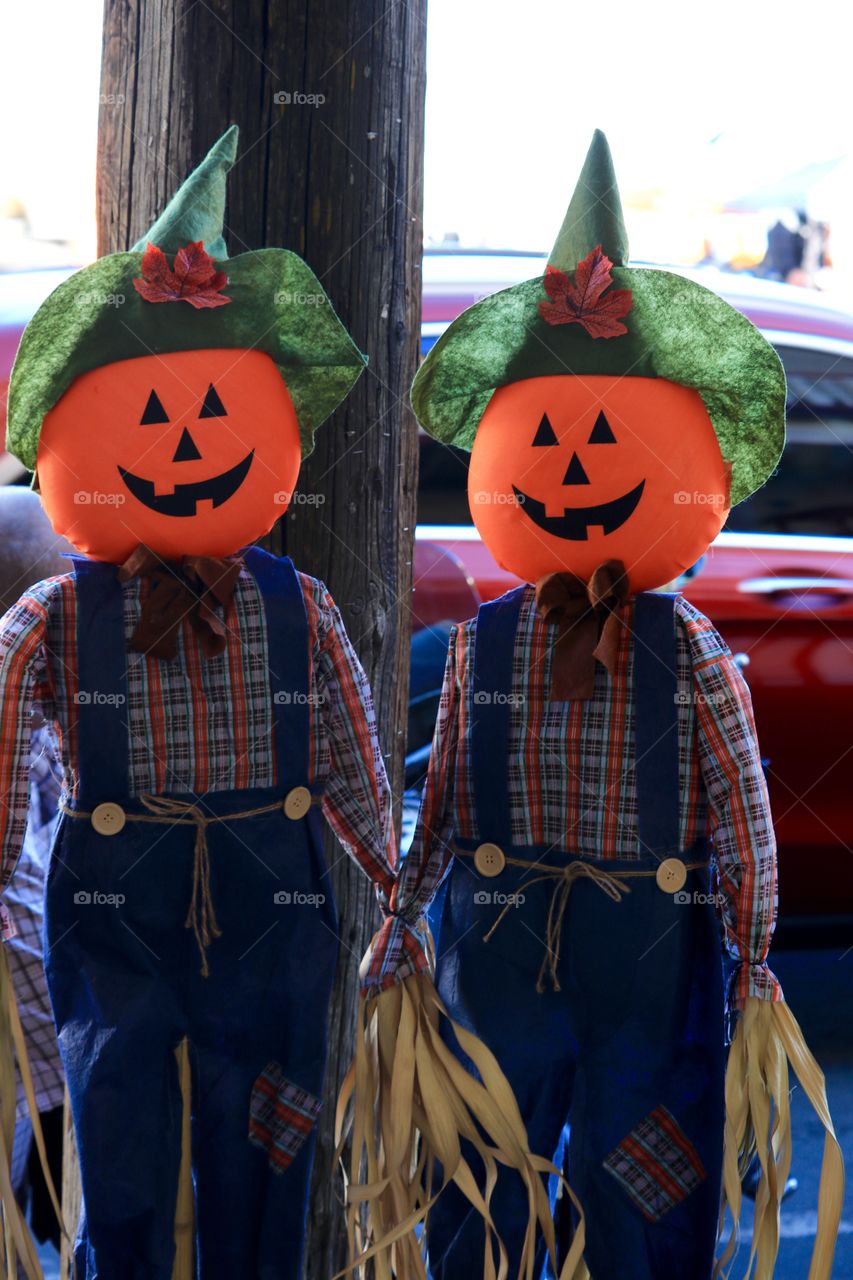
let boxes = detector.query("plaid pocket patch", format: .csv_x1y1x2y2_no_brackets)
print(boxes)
248,1061,322,1174
603,1105,706,1222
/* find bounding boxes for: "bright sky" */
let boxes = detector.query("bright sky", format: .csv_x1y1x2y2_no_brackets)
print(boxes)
423,0,851,255
0,0,101,256
1,0,850,269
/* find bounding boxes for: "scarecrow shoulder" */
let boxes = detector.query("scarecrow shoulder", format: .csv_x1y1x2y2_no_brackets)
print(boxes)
458,582,534,684
674,594,733,671
453,613,477,653
293,568,333,635
291,568,364,664
12,571,74,615
293,567,330,611
0,573,74,664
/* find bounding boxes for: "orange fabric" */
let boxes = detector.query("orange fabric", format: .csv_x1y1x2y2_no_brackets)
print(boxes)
37,348,301,562
468,374,730,592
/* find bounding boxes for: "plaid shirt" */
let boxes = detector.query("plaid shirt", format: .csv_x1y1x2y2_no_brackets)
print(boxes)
0,565,396,933
367,589,781,1011
4,722,66,1120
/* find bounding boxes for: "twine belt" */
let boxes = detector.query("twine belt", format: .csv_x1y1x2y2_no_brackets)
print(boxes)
60,794,291,976
456,847,708,993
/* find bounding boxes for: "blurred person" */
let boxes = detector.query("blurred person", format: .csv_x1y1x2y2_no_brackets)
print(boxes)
756,211,806,283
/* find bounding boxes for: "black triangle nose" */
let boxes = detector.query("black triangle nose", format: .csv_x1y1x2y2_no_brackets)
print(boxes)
563,452,590,485
172,427,202,463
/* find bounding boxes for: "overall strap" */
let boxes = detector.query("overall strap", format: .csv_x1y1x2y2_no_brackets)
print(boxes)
242,547,310,793
470,586,526,848
632,591,681,857
71,556,130,804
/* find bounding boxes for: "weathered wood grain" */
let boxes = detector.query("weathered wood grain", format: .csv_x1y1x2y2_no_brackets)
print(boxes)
96,2,425,1273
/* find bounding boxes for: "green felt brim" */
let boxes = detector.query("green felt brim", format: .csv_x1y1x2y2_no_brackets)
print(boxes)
7,248,366,470
411,266,786,506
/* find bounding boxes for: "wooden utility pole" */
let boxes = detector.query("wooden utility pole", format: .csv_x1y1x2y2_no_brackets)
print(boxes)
93,1,426,1275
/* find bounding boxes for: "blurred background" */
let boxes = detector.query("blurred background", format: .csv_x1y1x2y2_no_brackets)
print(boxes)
3,0,853,289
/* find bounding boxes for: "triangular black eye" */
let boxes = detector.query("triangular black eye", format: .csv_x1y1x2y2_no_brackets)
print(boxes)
199,384,227,418
140,390,169,425
588,410,616,444
532,413,559,446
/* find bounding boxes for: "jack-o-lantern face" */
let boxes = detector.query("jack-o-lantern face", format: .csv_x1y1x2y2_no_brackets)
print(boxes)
468,374,731,592
37,348,302,562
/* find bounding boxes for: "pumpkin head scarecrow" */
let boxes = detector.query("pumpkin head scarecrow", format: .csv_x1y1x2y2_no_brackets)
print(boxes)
346,132,843,1280
12,129,357,566
0,125,396,1280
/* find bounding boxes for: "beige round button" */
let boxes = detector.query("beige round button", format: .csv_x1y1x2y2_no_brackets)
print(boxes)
283,786,312,820
90,802,126,836
656,857,688,893
473,842,506,878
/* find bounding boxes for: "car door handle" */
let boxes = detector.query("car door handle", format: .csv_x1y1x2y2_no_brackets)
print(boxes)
738,576,853,596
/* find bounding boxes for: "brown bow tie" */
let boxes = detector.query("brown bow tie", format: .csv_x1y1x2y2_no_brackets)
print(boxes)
117,545,244,661
534,561,630,701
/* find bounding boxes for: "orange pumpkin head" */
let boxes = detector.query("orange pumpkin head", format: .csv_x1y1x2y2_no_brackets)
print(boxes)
36,348,302,563
468,374,731,592
412,133,786,588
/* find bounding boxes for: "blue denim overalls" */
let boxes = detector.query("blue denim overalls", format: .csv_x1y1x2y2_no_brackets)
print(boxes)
44,548,340,1279
427,588,725,1280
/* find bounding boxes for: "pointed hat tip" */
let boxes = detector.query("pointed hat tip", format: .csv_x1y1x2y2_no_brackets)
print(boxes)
549,128,628,271
132,123,240,259
585,128,616,175
211,124,240,165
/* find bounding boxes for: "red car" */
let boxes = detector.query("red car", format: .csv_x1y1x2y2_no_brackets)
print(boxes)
414,252,853,929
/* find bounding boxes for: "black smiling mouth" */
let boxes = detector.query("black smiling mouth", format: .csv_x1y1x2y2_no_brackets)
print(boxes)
512,479,645,541
117,451,254,517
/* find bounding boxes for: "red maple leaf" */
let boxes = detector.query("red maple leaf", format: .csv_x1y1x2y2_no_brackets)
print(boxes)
538,245,632,338
132,241,231,309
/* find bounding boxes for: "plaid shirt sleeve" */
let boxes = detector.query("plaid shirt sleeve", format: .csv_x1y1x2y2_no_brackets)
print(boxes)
361,625,462,995
681,601,782,1011
0,586,55,939
302,576,399,908
4,721,66,1117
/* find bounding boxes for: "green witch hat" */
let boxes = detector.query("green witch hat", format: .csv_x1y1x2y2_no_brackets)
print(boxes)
412,130,786,506
7,125,366,471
